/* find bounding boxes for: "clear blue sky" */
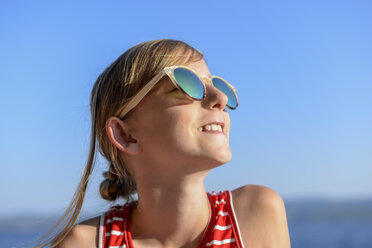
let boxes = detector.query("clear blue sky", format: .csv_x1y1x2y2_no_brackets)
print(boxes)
1,0,371,217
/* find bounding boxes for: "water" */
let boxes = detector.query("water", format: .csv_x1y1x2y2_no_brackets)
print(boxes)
0,230,46,248
1,200,372,248
286,199,372,248
0,227,49,247
0,216,53,248
289,219,372,248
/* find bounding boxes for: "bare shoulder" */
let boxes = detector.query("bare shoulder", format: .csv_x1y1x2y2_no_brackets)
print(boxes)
231,185,291,248
57,216,100,248
231,185,285,212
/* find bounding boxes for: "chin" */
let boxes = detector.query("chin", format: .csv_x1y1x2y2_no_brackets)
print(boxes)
216,145,232,161
217,150,233,164
204,148,232,168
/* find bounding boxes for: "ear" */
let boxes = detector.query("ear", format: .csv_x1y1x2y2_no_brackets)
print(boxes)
105,117,140,155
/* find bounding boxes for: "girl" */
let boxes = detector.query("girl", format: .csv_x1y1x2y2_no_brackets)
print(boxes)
38,39,290,248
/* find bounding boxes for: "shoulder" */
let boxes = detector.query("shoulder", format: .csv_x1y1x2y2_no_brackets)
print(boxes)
231,185,285,211
57,216,100,248
231,185,291,248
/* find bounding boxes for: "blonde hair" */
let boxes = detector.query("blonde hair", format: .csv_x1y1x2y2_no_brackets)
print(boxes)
36,39,203,248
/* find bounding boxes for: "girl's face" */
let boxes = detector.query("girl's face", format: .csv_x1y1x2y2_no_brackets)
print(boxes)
128,59,232,172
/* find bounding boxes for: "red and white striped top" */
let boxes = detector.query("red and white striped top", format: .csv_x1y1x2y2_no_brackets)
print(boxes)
99,190,244,248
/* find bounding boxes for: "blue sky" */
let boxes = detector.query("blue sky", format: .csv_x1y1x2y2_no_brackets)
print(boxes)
0,0,371,217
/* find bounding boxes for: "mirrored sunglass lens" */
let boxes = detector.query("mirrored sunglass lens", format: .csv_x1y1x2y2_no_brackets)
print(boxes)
173,68,204,99
212,78,238,108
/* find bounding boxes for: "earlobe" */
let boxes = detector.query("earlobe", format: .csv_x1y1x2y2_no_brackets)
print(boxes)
105,117,140,155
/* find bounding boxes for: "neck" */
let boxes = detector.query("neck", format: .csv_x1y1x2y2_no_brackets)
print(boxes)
130,170,211,248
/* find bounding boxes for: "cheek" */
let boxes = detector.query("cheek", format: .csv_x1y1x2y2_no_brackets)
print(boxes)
159,108,196,141
225,116,231,138
138,106,196,148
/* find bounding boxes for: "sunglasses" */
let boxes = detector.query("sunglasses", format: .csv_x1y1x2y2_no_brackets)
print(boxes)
116,66,239,119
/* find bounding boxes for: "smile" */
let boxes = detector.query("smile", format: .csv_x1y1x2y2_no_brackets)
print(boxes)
198,123,224,134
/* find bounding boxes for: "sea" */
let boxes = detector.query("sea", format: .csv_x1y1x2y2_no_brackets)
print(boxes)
1,199,372,248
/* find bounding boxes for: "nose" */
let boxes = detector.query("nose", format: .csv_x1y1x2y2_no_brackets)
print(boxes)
202,81,228,111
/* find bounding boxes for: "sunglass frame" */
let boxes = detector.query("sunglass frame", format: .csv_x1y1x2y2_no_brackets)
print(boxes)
116,66,238,119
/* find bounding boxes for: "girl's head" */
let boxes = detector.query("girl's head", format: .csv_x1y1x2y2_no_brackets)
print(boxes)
92,39,209,201
104,57,234,194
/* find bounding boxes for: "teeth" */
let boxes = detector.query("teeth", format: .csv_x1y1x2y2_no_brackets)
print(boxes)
198,124,223,132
